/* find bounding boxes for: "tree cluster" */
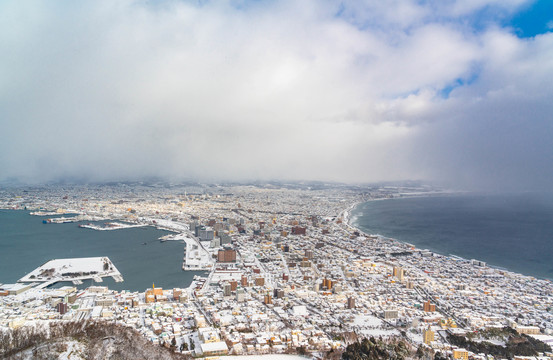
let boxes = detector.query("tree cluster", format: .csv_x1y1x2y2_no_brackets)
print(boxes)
341,336,410,360
447,327,551,359
0,320,190,360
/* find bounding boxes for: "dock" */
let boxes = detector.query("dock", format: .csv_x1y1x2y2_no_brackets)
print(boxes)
18,257,123,288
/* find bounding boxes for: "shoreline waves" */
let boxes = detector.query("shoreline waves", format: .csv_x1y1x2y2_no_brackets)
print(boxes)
347,193,553,281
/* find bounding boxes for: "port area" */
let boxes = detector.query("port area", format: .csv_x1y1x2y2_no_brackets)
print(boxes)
42,214,106,224
78,222,148,231
182,237,213,271
18,257,123,288
159,232,196,242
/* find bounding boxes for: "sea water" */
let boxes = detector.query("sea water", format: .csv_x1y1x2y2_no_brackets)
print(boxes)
351,193,553,280
0,210,205,291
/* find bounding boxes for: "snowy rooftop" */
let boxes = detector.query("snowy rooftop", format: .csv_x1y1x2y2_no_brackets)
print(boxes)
18,257,121,284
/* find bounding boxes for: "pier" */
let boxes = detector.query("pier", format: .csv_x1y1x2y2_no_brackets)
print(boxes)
18,257,124,288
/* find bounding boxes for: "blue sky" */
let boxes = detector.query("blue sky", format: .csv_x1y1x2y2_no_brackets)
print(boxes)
509,0,553,37
0,0,552,190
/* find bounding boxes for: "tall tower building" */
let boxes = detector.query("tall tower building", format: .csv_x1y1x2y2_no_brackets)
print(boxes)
347,297,355,309
423,327,435,345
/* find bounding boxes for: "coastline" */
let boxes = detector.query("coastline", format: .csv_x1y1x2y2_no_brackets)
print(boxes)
341,191,462,232
0,210,201,291
344,194,553,282
2,185,553,358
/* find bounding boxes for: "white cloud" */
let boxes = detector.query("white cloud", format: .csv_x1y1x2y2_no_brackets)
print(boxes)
0,0,551,190
448,0,530,16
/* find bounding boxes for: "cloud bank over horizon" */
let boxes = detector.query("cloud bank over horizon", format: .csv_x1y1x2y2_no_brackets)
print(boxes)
1,0,552,190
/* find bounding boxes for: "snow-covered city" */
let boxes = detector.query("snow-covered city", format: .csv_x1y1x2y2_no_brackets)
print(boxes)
1,183,552,359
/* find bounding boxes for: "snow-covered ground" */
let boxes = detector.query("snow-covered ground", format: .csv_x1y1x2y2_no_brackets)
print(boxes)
8,339,86,360
160,232,196,242
57,340,86,360
358,328,401,338
220,355,309,360
183,238,213,270
18,257,122,285
79,222,147,231
352,314,384,327
405,330,423,344
146,218,189,232
529,334,553,346
352,315,401,338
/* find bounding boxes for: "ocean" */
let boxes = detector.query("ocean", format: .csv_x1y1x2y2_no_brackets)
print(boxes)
0,210,205,291
350,193,553,280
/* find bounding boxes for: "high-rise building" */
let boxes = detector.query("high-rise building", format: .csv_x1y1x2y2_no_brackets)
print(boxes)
291,226,306,235
236,288,245,302
189,221,199,235
173,288,182,300
393,266,404,281
217,249,236,263
56,302,68,315
382,309,398,319
199,228,214,241
255,277,265,286
274,288,284,299
453,349,468,360
347,297,355,309
223,283,231,297
423,300,436,312
321,278,333,290
220,233,232,245
423,327,434,345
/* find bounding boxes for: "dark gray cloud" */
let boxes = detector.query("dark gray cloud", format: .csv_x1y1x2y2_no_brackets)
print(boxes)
0,0,552,190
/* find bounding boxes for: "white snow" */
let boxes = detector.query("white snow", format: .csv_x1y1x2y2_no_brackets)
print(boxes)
352,314,383,327
220,355,309,360
18,257,122,286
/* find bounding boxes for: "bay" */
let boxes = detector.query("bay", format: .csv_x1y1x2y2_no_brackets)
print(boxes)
351,193,553,280
0,210,205,291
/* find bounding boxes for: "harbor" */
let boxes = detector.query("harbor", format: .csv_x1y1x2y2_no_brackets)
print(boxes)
42,214,106,224
78,222,148,231
18,257,124,288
